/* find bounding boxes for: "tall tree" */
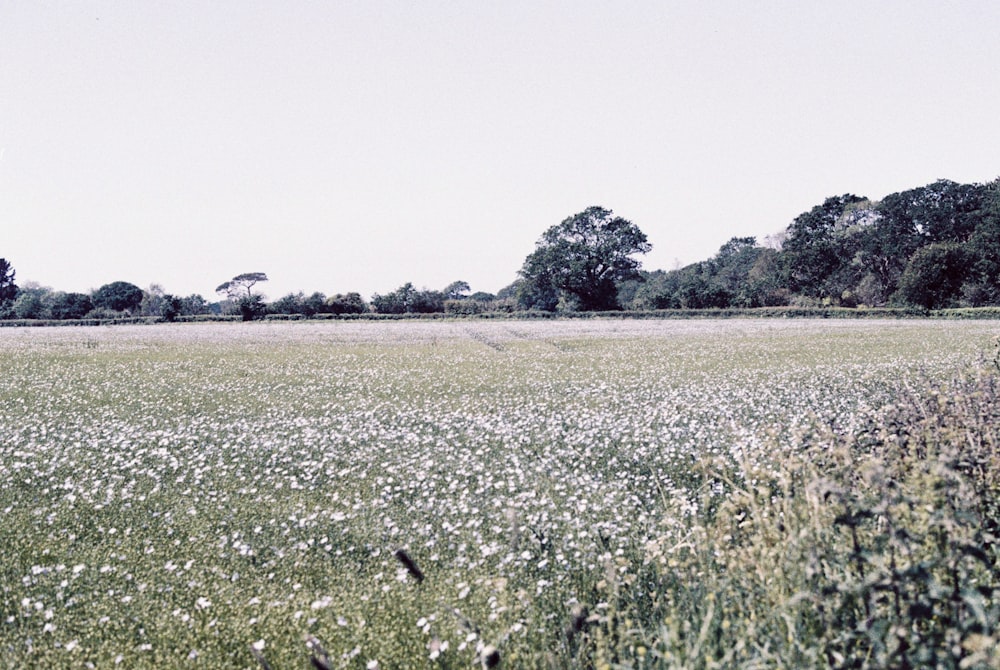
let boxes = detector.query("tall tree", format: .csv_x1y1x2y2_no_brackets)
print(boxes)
964,179,1000,304
215,272,269,301
781,194,867,298
443,281,471,300
897,243,975,309
860,181,986,302
519,206,651,311
0,258,17,303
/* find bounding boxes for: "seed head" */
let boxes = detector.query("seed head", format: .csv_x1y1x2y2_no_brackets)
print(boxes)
393,548,425,583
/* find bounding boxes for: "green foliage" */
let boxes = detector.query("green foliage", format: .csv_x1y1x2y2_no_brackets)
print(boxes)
160,294,183,322
237,294,267,321
49,291,94,320
325,292,368,315
628,177,1000,311
0,257,17,305
520,206,651,311
898,243,977,309
12,286,51,319
444,298,483,315
443,280,471,300
628,242,788,310
269,292,329,317
371,283,447,314
371,282,416,314
782,194,869,298
178,294,211,316
92,281,144,313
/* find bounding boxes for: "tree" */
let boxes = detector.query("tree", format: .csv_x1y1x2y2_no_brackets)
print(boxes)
897,243,975,309
179,294,210,316
216,272,269,301
443,281,471,300
160,295,183,322
140,284,168,317
0,258,17,304
326,292,368,315
237,295,267,321
519,206,651,311
370,283,446,314
13,292,46,319
371,283,415,314
410,288,445,313
49,292,94,320
962,179,1000,304
92,281,144,313
629,270,682,310
709,237,766,307
781,194,867,298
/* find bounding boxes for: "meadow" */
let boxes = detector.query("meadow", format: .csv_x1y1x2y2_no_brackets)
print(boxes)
1,320,998,669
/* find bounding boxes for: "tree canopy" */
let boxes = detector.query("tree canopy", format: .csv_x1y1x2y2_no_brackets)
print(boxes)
0,258,17,303
216,272,269,301
93,281,144,312
519,206,651,311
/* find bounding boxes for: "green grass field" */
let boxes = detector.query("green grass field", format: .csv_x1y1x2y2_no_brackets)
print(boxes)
1,320,998,669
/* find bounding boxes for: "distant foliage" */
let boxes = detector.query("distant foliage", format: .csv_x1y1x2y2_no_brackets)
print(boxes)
519,206,651,311
216,272,269,301
371,282,454,314
618,177,1000,312
326,292,368,315
49,292,93,320
92,281,144,313
269,291,330,317
0,258,17,304
5,177,1000,322
237,295,267,321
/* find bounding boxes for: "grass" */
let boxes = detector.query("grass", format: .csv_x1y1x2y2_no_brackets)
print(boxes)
0,320,997,668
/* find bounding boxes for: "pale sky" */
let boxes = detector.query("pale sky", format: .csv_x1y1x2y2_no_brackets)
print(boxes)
2,1,998,301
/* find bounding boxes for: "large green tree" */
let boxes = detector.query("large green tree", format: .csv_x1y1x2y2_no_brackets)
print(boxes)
897,243,976,309
781,194,868,298
93,281,144,312
519,206,651,311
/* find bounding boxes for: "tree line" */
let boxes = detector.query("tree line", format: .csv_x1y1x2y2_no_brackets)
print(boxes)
2,176,998,322
624,178,1000,312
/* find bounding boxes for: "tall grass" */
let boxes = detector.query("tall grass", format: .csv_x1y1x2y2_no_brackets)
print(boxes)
609,367,1000,669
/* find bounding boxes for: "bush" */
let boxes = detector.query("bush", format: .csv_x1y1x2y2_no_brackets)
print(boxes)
238,295,267,321
444,299,483,315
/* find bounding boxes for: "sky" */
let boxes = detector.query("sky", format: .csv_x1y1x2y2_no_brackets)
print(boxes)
2,1,999,301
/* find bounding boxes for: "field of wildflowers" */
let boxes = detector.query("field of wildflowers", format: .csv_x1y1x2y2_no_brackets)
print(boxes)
1,320,998,669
